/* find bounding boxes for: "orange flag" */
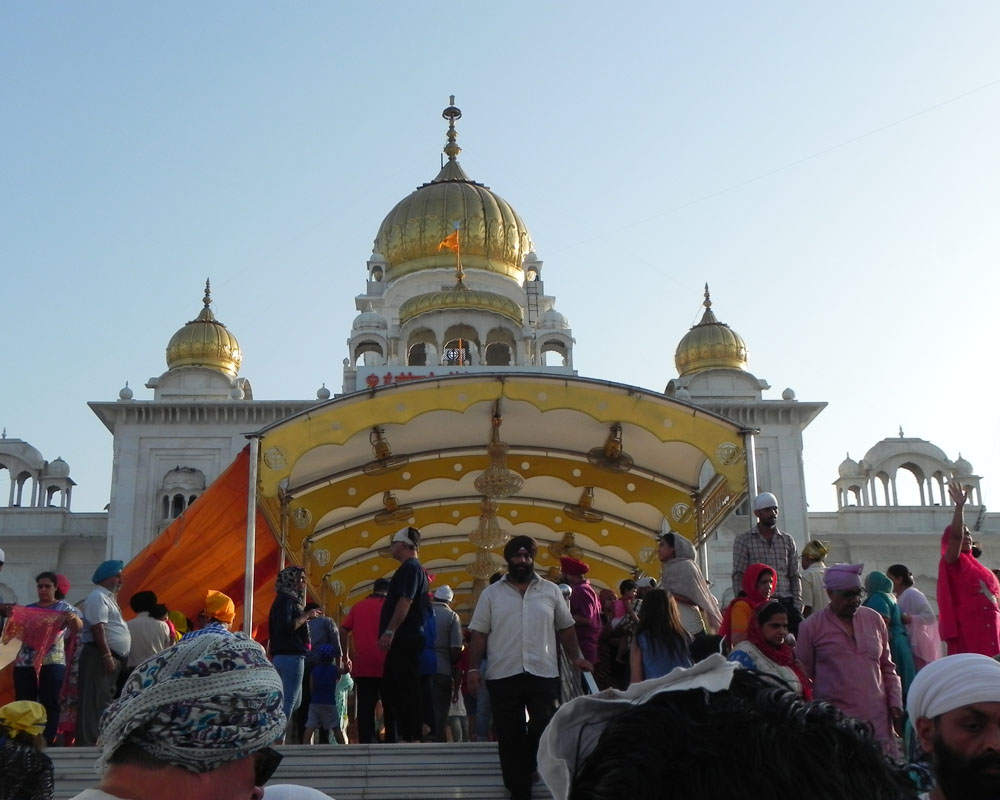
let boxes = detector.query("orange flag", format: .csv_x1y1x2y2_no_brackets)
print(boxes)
438,230,460,252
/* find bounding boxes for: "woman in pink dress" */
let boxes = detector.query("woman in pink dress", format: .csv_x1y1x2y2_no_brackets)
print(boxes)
937,481,1000,657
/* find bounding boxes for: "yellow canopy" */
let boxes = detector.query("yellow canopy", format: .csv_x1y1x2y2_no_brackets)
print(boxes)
254,373,748,620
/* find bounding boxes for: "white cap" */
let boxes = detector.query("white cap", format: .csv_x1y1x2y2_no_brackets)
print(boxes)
0,547,6,563
753,492,779,511
391,527,418,546
636,576,656,589
433,585,454,602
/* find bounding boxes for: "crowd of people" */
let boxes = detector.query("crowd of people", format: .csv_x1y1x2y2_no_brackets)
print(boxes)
1,478,998,800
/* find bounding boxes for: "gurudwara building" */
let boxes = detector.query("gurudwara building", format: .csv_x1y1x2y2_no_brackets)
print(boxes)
0,100,993,618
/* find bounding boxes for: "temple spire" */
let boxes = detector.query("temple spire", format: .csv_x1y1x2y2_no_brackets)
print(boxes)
442,95,462,162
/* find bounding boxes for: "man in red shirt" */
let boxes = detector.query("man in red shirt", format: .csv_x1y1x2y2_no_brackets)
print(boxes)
341,578,389,743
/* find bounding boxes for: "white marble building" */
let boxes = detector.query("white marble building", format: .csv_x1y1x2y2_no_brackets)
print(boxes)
1,101,994,611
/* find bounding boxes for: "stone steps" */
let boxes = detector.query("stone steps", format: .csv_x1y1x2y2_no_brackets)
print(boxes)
48,743,554,800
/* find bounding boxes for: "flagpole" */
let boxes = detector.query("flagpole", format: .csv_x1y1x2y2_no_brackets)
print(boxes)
243,434,260,634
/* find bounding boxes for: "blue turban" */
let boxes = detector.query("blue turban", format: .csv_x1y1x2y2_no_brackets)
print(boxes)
92,560,124,584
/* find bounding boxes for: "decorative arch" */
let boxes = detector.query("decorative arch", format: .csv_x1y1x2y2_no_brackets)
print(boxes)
405,328,438,366
352,338,386,367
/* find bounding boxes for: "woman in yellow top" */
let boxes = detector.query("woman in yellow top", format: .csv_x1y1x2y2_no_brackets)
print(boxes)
719,563,775,648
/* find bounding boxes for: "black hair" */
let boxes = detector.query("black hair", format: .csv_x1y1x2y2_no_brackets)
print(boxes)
886,564,914,588
634,589,690,661
489,572,504,585
372,578,390,593
150,603,168,621
570,670,917,800
619,579,636,595
304,602,321,612
660,532,675,549
756,600,788,626
35,571,62,600
129,590,158,614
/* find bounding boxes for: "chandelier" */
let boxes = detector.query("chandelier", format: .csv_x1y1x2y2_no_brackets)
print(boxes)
468,498,511,550
474,404,524,499
466,547,504,581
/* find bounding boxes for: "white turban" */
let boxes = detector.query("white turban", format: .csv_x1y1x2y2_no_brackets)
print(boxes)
907,653,1000,721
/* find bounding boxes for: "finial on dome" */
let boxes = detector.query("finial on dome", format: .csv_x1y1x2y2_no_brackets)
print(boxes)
899,425,905,438
674,286,747,376
165,278,242,377
442,95,462,162
317,383,331,401
119,381,134,401
195,278,218,323
1,427,5,439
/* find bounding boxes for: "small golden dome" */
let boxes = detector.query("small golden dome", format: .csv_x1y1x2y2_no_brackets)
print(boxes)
165,280,243,377
399,288,523,326
674,285,748,376
373,98,533,283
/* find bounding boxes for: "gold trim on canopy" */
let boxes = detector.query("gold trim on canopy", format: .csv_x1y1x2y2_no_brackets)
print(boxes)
253,373,747,618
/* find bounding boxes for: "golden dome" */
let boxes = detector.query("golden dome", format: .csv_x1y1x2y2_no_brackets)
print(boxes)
165,280,243,378
373,98,533,283
399,287,523,326
674,285,748,376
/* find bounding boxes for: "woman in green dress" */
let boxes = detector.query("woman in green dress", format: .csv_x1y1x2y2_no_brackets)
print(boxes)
863,570,916,696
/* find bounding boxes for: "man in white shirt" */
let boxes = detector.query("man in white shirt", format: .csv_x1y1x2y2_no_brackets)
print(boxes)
77,560,131,746
467,536,591,800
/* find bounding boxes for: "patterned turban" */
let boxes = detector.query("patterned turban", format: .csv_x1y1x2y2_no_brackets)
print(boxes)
97,630,285,774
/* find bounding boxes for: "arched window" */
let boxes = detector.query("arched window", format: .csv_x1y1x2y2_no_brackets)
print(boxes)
484,342,512,365
408,342,428,366
0,466,10,508
160,467,207,522
353,341,385,368
541,340,568,367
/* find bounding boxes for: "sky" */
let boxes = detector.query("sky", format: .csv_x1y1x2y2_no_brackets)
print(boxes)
2,3,999,518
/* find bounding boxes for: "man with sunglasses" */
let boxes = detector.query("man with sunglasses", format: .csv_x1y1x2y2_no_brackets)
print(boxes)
795,562,903,757
69,629,287,800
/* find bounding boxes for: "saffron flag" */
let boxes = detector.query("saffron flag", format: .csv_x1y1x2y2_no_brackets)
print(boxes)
438,230,460,252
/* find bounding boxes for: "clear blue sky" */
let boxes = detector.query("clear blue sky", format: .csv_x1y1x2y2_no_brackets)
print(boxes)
2,3,999,517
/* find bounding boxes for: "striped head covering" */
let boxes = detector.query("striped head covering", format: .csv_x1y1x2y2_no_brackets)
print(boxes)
97,630,285,774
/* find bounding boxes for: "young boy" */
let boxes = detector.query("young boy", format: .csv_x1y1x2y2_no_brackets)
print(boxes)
303,644,344,744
